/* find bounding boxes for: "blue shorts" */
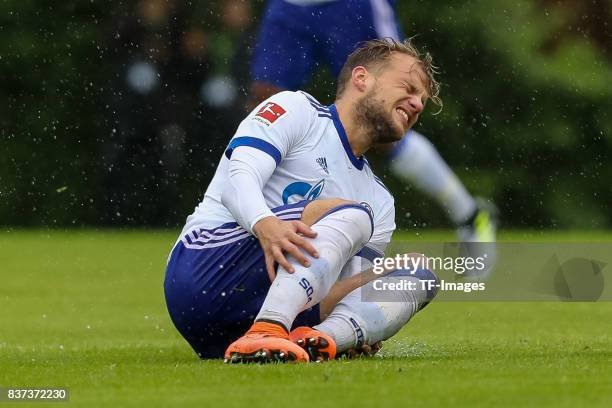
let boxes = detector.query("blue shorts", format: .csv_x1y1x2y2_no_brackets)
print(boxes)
251,0,403,89
164,200,321,358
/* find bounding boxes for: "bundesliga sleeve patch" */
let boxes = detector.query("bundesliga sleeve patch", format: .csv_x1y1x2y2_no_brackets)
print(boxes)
253,102,287,126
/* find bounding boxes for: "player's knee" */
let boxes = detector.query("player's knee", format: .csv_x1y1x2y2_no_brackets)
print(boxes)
307,201,374,253
301,198,355,226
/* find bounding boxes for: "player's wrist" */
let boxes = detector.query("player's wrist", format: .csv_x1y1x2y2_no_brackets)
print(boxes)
252,215,279,238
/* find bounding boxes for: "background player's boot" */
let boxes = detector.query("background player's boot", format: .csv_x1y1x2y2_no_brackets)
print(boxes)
224,321,309,364
456,198,498,279
457,197,498,243
289,326,336,362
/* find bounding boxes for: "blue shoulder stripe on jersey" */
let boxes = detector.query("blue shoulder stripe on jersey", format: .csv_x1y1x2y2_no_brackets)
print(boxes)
299,92,331,117
224,136,282,165
310,103,330,114
301,92,328,110
355,246,384,263
328,104,365,170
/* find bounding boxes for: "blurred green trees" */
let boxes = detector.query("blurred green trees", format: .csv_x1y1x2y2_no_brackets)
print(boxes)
389,0,612,229
1,0,610,228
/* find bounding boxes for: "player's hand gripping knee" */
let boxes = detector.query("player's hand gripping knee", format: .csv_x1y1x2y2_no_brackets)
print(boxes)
253,216,319,281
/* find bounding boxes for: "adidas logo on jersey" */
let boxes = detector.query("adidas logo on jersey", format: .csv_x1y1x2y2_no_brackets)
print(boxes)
316,157,329,174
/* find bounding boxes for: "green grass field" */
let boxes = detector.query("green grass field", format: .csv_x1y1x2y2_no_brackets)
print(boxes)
1,230,611,407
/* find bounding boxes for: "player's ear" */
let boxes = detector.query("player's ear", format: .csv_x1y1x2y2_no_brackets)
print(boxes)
351,66,368,92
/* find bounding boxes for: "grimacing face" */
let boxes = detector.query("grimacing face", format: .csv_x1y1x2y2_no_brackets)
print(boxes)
356,53,429,144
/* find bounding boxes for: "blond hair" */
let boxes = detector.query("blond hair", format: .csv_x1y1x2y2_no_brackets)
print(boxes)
336,38,442,112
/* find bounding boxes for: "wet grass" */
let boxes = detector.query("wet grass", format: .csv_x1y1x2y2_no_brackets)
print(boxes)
1,230,611,407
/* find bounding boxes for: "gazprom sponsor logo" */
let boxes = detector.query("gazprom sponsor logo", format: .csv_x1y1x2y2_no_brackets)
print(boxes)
282,179,325,204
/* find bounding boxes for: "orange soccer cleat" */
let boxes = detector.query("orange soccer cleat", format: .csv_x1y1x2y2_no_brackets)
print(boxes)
289,326,336,362
224,321,310,364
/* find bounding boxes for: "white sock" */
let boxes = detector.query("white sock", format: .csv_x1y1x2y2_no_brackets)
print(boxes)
256,204,373,331
315,274,432,352
390,131,476,224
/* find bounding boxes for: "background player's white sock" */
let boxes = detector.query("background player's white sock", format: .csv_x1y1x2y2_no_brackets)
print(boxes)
314,274,431,352
256,205,373,331
390,131,476,225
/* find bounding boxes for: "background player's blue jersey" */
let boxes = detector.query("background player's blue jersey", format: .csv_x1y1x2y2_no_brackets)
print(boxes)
251,0,402,89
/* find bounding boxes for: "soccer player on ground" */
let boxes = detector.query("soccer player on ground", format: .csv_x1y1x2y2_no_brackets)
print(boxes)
165,38,440,363
249,0,497,244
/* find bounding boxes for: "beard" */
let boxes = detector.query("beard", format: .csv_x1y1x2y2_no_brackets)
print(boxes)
354,88,404,145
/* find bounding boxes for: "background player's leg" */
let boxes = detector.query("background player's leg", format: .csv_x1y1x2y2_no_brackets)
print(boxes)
390,130,477,225
255,203,374,331
389,131,498,243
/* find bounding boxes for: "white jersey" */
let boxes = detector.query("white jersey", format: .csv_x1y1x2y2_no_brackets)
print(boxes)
181,91,396,256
